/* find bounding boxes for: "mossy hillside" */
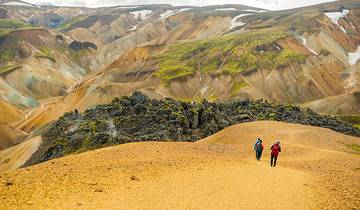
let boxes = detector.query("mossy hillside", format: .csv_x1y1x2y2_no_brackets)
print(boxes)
231,81,249,96
56,15,87,31
0,19,34,37
346,144,360,154
0,65,21,75
69,48,90,65
0,47,17,63
153,31,305,83
34,47,56,62
339,116,360,129
26,92,360,166
339,115,360,124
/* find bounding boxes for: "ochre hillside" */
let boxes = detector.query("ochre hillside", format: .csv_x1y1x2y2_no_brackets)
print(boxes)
1,121,359,209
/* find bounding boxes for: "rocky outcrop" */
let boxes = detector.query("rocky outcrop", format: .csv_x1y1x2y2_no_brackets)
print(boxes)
25,92,360,166
69,41,97,51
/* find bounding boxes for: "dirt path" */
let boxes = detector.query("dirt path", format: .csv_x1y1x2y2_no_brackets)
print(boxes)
0,121,359,209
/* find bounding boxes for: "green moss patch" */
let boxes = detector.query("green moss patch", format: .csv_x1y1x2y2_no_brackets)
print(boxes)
346,144,360,154
338,116,360,129
153,30,305,83
0,48,17,63
56,15,87,31
0,65,21,75
231,81,248,96
0,18,34,37
34,47,56,62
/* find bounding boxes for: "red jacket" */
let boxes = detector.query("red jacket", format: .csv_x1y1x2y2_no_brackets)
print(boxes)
271,144,281,156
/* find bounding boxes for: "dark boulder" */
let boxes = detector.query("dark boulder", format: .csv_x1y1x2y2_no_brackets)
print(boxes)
69,41,97,51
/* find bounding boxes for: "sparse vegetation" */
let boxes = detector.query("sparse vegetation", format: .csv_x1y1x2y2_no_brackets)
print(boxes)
346,144,360,154
338,116,360,129
154,31,305,83
34,47,56,62
0,65,21,74
0,48,17,63
69,48,89,64
0,19,34,37
56,15,87,31
231,81,248,96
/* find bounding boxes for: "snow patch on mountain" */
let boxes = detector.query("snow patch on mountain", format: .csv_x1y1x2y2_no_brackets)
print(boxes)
117,6,139,9
324,9,349,33
130,9,153,21
348,46,360,66
243,9,267,13
160,10,175,18
230,14,250,30
129,9,153,31
215,8,237,11
3,1,34,7
298,36,318,55
160,8,191,19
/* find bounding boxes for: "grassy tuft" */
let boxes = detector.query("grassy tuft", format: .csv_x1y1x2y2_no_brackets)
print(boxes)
346,144,360,154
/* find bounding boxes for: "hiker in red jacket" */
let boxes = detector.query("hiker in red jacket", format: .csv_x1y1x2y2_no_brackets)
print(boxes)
270,141,281,167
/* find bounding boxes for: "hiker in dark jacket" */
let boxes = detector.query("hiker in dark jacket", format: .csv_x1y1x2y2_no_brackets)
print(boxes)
254,138,260,158
270,141,281,167
254,138,261,151
255,140,264,160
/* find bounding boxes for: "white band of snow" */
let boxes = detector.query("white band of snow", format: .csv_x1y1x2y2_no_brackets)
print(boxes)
324,9,349,34
229,14,250,30
348,46,360,66
298,36,318,55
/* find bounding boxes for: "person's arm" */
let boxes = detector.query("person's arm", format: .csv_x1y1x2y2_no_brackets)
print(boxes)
279,146,281,152
254,141,259,150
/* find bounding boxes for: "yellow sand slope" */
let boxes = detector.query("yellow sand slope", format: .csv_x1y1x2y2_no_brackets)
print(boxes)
0,100,24,124
0,123,27,150
0,121,359,209
0,136,42,172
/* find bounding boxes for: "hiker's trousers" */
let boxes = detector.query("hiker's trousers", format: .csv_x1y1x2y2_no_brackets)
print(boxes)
271,155,278,167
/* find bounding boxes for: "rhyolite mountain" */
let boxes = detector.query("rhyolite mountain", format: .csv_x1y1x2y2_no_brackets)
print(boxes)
0,0,359,152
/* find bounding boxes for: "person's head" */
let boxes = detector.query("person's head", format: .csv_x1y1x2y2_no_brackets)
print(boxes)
260,140,262,143
277,141,280,145
258,138,261,141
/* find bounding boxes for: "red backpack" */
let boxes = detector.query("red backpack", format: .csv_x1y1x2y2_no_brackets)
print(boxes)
271,144,281,156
